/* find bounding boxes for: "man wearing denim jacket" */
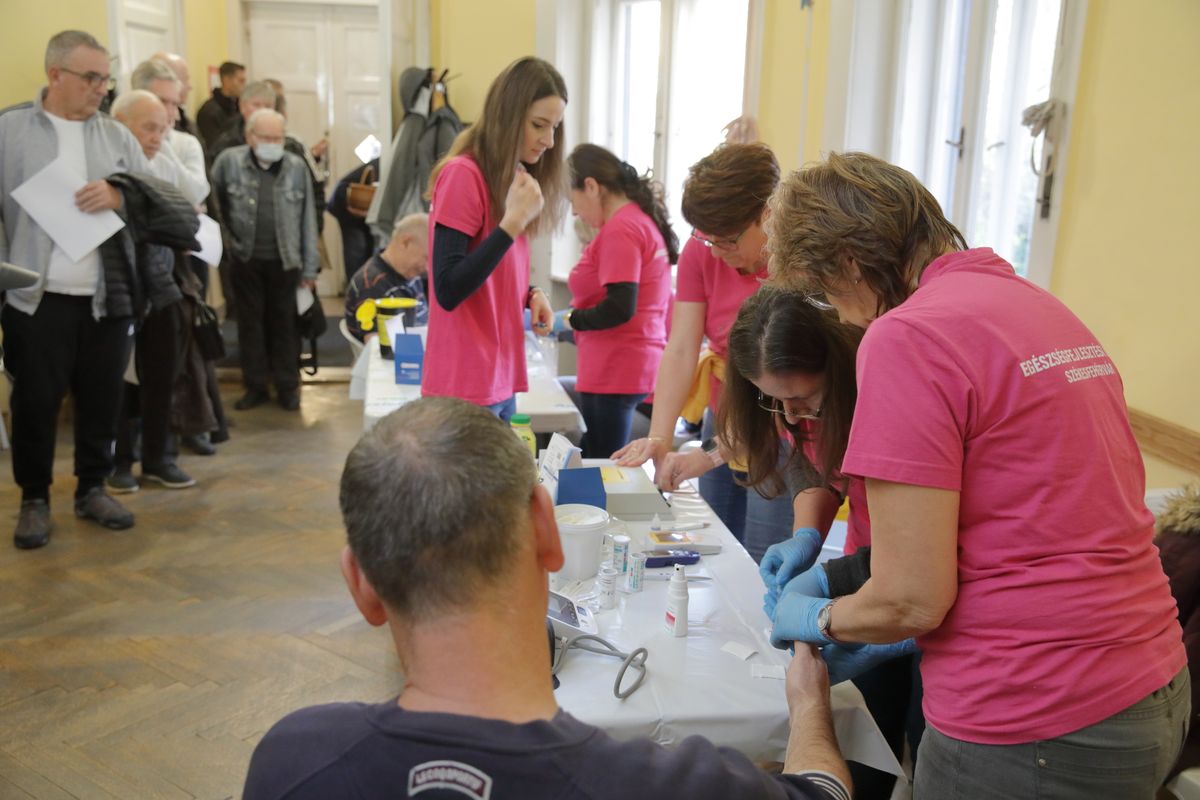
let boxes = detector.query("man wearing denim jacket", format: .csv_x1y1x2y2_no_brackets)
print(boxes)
211,108,318,411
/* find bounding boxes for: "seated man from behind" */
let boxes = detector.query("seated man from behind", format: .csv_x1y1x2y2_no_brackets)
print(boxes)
243,397,852,800
343,212,430,341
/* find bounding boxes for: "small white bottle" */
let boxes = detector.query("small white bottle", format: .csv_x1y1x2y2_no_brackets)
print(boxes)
665,564,689,637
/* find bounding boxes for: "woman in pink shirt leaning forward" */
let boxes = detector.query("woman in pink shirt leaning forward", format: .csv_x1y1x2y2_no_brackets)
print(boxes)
766,152,1188,800
553,144,676,457
422,57,566,420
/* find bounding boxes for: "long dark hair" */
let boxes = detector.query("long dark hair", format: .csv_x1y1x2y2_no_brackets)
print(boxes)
718,287,862,497
568,143,679,264
429,57,568,237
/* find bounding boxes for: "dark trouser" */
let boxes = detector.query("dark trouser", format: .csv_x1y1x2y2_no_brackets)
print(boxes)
2,294,133,501
915,666,1190,800
849,652,925,799
232,256,300,393
578,391,647,459
115,301,184,469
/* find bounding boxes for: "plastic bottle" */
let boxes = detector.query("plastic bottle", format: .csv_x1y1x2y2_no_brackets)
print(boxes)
665,564,689,637
510,413,536,460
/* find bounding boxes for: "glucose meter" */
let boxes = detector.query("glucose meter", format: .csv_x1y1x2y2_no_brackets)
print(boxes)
547,591,598,638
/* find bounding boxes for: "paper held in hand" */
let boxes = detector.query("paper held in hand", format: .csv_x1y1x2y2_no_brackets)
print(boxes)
11,159,125,263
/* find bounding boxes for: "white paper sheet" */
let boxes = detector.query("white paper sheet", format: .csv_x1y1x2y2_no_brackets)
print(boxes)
190,214,223,266
383,313,405,347
11,159,125,262
296,286,315,315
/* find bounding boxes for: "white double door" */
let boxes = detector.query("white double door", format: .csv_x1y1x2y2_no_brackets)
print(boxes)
245,1,389,289
108,0,182,90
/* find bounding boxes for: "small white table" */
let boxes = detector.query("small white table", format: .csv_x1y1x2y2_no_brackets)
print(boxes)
551,476,904,776
358,334,586,434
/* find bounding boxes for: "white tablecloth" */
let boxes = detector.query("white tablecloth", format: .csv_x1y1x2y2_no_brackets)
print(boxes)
552,474,904,776
357,333,585,434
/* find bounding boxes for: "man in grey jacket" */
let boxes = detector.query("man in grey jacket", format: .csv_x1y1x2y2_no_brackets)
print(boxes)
0,30,151,550
211,108,319,411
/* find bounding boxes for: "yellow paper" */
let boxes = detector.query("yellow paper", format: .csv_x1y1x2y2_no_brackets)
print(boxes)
600,466,628,484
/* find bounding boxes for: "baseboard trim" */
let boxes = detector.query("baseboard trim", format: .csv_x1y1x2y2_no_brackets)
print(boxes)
1129,409,1200,475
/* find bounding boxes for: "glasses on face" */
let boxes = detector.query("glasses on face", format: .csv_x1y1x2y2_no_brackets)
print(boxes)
690,226,747,252
60,67,116,91
804,291,835,311
757,391,822,421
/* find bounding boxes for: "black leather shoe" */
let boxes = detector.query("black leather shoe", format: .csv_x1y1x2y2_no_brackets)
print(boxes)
182,433,216,455
235,389,271,410
277,390,300,411
14,500,52,549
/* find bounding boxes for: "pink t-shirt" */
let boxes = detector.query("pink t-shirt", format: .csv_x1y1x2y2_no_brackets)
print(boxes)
568,203,671,394
842,247,1185,745
422,156,529,405
674,239,767,412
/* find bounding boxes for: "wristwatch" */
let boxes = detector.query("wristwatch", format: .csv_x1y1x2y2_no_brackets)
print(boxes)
701,437,723,467
816,598,841,643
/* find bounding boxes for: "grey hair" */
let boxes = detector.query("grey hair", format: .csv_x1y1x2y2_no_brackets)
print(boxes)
130,59,180,92
240,80,277,108
338,397,537,619
110,89,163,120
246,108,285,135
45,30,106,73
392,212,429,239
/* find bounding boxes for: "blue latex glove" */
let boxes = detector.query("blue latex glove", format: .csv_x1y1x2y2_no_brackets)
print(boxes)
759,528,823,593
763,561,829,620
522,308,533,331
551,308,573,334
821,639,919,685
770,590,830,650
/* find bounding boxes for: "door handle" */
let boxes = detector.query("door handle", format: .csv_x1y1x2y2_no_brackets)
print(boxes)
945,126,965,161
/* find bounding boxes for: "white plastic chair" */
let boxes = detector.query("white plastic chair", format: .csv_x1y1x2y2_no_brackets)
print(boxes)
339,317,365,359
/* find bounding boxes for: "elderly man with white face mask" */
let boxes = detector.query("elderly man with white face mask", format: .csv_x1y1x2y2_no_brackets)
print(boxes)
210,108,319,412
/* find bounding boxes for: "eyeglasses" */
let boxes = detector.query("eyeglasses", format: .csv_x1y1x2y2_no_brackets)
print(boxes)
59,68,116,91
690,227,747,252
804,292,835,311
757,391,821,421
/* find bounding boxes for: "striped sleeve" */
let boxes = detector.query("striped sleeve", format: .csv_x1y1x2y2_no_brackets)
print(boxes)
786,771,852,800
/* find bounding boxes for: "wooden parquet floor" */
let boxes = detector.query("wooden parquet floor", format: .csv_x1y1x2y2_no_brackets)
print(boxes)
0,384,402,799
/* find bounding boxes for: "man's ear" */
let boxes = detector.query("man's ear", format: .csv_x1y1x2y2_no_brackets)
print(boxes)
340,546,389,627
529,485,564,573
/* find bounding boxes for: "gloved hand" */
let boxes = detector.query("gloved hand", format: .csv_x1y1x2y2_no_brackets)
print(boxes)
821,639,919,685
763,561,829,620
759,528,823,593
552,308,573,334
770,591,830,650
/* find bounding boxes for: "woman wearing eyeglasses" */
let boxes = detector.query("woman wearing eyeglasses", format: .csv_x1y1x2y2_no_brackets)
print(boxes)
766,152,1187,799
552,144,677,458
613,142,794,562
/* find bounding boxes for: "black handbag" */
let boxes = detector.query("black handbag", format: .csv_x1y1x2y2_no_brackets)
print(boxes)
192,299,226,361
297,288,327,375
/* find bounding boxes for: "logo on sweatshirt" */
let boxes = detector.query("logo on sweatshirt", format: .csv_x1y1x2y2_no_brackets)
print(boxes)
408,760,493,799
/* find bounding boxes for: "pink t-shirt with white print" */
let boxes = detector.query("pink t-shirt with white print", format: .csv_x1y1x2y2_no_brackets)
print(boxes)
842,247,1185,745
422,156,529,406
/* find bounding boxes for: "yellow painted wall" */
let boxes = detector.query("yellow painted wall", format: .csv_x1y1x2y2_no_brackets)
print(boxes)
0,2,109,108
1051,1,1200,432
182,0,230,117
757,0,829,173
429,0,538,125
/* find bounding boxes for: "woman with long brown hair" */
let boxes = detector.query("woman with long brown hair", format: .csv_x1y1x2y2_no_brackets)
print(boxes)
553,143,677,457
421,57,567,419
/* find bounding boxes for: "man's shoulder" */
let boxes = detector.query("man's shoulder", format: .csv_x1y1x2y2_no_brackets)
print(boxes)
0,100,35,121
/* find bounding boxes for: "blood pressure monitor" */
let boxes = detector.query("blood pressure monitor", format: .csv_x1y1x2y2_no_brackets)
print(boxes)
547,591,598,639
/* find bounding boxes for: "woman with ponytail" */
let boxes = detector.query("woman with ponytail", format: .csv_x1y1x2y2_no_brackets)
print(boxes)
554,143,677,457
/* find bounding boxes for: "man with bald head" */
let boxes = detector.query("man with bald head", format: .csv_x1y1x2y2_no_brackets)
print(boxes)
149,51,199,138
129,59,208,206
211,108,319,411
0,30,152,548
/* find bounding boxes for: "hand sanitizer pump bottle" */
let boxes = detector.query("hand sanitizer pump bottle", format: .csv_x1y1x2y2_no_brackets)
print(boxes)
665,564,689,637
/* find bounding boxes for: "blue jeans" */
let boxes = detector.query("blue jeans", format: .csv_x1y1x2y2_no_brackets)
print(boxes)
578,391,647,459
485,396,517,422
914,666,1190,799
697,411,793,563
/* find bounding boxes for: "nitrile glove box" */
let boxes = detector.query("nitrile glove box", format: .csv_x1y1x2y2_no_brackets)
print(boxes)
392,333,424,384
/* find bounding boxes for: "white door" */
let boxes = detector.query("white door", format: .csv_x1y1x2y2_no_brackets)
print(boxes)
109,0,181,90
245,1,387,292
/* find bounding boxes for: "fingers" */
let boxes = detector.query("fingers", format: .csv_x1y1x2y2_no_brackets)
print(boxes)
613,439,648,466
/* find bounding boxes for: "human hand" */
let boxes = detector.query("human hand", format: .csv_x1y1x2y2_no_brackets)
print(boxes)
528,289,553,335
311,138,329,160
551,308,572,333
75,180,122,213
821,639,918,685
611,436,668,468
770,591,829,650
785,644,831,717
655,448,713,492
300,278,316,290
764,561,829,620
500,169,544,237
759,528,823,593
